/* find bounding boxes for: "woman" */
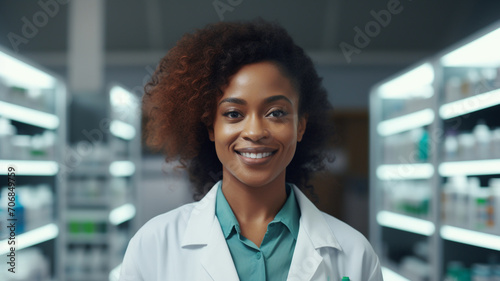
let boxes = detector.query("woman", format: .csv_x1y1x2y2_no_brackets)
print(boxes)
119,19,383,281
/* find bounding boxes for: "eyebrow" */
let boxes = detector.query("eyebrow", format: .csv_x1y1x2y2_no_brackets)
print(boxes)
218,95,293,106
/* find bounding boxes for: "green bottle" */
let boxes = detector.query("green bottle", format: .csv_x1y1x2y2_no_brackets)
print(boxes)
342,277,350,281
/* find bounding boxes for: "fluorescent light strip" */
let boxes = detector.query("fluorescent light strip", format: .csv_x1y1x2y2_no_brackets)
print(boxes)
439,88,500,119
110,85,136,108
109,263,122,281
0,160,59,176
0,223,59,255
0,101,59,129
381,267,410,281
439,159,500,176
378,63,435,99
377,163,434,180
110,120,136,140
377,211,435,236
0,51,56,88
109,203,136,225
109,161,135,177
377,109,434,136
441,28,500,67
441,225,500,251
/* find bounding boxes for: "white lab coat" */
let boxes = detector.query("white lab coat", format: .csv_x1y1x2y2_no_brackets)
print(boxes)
118,181,383,281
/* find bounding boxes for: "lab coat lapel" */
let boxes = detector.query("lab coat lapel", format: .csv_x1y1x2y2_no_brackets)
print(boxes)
287,226,324,281
181,181,240,281
287,185,342,281
200,221,240,281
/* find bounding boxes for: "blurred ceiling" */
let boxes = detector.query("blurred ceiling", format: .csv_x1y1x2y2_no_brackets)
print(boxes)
0,0,499,66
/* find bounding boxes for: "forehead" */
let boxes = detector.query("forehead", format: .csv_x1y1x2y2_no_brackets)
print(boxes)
221,61,299,100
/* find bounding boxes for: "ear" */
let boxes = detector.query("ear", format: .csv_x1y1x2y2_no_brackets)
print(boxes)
297,114,307,142
208,125,215,142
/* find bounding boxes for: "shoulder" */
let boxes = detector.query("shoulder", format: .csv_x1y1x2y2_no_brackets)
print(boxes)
319,212,382,278
321,212,370,244
319,211,378,259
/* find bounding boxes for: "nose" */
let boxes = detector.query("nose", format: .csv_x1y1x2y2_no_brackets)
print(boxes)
241,114,270,142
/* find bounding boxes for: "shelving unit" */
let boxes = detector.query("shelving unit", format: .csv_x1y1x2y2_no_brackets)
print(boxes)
62,84,139,281
0,46,67,280
370,21,500,281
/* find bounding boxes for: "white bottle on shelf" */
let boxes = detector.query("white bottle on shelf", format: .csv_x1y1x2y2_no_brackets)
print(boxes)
458,133,476,160
445,77,462,103
492,128,500,158
0,117,16,159
444,131,459,161
442,180,455,225
455,176,469,227
468,177,481,230
473,120,491,160
463,70,480,97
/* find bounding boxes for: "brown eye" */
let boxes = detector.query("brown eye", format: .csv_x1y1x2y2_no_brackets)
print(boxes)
268,110,287,118
223,111,242,119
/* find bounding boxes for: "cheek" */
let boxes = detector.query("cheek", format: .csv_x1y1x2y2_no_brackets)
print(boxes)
276,124,298,148
213,123,238,149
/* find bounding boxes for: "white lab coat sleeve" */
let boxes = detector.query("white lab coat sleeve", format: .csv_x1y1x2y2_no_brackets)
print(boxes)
321,213,384,281
117,211,172,281
364,239,384,281
118,232,144,281
368,255,384,281
118,228,151,281
344,228,384,281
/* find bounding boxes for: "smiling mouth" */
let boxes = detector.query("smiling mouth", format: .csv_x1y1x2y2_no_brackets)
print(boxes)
235,151,277,159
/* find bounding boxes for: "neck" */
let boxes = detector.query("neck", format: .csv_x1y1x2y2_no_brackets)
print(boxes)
221,171,288,225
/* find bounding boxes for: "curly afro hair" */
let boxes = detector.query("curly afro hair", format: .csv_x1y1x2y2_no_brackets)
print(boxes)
143,18,335,200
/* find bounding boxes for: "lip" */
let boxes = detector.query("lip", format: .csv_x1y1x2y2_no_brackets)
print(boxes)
235,147,277,166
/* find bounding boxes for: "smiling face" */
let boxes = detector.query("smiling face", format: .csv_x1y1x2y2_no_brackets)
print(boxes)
208,61,307,188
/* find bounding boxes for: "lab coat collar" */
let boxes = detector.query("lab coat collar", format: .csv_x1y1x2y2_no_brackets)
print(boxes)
181,181,220,247
181,181,341,250
292,184,343,251
181,181,240,280
181,180,343,280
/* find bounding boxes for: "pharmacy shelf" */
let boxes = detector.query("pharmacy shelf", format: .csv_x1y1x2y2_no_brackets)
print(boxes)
62,84,140,281
439,159,500,176
110,120,136,140
371,20,500,281
377,109,435,136
440,225,500,251
0,223,59,254
109,203,136,225
376,163,434,180
0,100,59,129
109,160,136,177
0,160,58,176
377,211,435,236
439,88,500,120
0,46,67,280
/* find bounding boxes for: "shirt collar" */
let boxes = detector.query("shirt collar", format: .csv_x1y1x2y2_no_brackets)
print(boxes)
271,183,301,240
215,182,301,240
215,181,240,238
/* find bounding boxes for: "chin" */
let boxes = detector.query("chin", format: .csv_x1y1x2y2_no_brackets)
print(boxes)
231,173,284,189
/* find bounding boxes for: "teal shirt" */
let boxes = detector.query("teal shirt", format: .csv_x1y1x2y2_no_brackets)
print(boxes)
215,182,301,281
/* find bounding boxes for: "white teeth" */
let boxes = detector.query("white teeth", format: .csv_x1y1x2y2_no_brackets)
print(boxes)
240,152,273,159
